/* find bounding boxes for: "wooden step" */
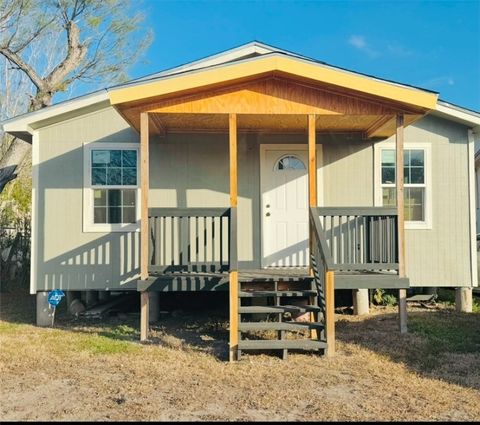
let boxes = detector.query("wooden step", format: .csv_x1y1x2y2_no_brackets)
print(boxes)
239,321,324,332
239,290,317,298
238,339,327,350
239,305,321,314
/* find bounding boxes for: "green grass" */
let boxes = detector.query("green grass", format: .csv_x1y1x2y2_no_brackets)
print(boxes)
74,333,141,355
409,310,480,369
0,321,22,333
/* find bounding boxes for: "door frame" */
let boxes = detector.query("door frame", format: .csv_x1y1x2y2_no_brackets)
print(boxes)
259,143,324,268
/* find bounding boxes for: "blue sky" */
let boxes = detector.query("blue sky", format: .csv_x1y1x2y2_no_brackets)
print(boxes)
119,1,480,111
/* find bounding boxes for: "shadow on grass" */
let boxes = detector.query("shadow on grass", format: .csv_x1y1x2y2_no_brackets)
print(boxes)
3,289,479,383
336,307,480,390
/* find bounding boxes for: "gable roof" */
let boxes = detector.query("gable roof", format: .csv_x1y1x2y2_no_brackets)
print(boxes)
2,41,479,141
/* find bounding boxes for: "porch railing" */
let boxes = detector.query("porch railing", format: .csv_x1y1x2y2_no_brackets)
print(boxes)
148,207,236,274
309,207,399,273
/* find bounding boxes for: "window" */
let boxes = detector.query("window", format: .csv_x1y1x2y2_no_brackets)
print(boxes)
274,155,306,170
84,143,140,232
376,143,431,229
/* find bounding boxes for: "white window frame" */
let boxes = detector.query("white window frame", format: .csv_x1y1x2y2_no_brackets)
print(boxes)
83,142,141,232
374,141,432,230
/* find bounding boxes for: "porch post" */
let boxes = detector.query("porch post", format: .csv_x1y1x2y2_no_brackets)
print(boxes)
229,113,239,362
396,113,407,333
308,114,321,341
140,112,150,341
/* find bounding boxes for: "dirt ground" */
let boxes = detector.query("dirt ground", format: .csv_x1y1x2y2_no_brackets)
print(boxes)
0,291,479,421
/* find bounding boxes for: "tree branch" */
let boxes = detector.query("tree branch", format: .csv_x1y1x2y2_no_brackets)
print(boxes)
44,19,87,89
0,47,45,90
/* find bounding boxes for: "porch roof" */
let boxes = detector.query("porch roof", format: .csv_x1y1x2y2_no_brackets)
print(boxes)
109,53,437,110
108,48,439,139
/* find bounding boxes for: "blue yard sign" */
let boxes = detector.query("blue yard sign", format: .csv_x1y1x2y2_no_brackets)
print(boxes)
48,289,65,307
47,290,65,327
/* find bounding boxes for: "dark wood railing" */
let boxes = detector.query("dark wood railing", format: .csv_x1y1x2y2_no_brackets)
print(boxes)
148,207,236,274
310,207,399,272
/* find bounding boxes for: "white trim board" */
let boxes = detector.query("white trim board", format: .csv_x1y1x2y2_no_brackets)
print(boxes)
30,130,39,294
468,130,478,287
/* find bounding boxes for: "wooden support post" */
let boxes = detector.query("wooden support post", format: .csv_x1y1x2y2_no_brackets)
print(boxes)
140,112,150,341
308,114,317,208
140,291,149,341
325,271,335,356
140,112,149,281
308,114,318,339
396,113,407,333
229,113,239,362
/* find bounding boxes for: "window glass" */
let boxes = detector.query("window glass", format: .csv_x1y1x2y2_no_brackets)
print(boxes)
93,189,136,224
275,155,306,170
381,148,426,222
90,147,138,226
91,149,137,186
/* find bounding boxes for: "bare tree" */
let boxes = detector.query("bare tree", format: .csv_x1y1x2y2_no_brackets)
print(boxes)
0,0,152,192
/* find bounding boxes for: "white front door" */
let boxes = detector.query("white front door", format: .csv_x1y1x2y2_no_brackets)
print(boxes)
261,147,309,267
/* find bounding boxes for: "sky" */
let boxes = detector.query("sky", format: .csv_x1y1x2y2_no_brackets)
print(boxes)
120,0,480,112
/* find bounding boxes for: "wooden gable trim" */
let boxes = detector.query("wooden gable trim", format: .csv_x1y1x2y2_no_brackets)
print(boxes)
109,55,438,111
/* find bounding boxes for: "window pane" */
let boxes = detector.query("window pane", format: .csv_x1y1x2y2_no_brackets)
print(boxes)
94,207,107,223
92,167,107,185
122,189,136,206
107,168,122,185
92,150,110,166
94,189,106,206
122,150,137,167
381,150,395,167
405,187,424,221
123,207,136,224
410,167,424,184
382,167,395,184
108,207,122,223
404,166,410,184
382,188,396,207
410,150,424,167
108,189,122,206
109,150,122,167
122,168,137,185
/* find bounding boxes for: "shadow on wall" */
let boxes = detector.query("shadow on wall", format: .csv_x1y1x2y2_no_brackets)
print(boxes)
35,129,140,292
33,130,381,291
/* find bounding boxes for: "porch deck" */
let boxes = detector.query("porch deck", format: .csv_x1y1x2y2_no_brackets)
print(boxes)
137,267,409,292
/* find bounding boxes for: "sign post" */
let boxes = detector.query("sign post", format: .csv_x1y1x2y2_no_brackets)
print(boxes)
47,290,65,327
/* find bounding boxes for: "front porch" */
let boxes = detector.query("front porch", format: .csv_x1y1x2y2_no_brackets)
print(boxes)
108,68,435,359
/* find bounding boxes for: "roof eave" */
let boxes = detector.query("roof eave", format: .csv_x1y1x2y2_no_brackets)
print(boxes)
432,101,480,130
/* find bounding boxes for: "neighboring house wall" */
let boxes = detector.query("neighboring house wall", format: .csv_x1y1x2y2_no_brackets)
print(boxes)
33,109,474,292
34,107,139,293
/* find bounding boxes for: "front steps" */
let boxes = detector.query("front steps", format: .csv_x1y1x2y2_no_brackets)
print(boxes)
236,279,326,359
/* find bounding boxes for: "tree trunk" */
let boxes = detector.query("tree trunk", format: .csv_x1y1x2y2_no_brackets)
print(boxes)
0,91,52,193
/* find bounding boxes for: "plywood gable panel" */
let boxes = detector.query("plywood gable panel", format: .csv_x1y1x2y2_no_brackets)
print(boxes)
144,78,404,116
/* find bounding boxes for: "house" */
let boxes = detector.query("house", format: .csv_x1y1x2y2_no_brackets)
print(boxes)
2,42,479,360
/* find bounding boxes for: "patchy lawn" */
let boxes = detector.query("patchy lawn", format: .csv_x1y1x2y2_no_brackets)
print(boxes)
0,292,479,421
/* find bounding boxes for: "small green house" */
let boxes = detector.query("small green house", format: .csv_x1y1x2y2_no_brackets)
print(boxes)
3,42,479,360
